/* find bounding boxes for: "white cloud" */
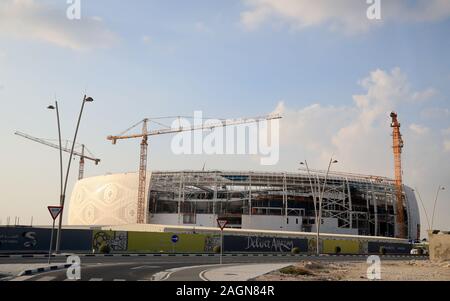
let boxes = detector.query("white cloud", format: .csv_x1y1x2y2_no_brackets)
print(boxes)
420,107,450,120
0,0,118,51
276,67,433,174
442,128,450,136
411,88,437,103
273,67,450,233
240,0,450,34
409,124,430,135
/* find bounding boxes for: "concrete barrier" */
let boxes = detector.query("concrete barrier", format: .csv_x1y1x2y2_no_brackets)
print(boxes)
428,230,450,262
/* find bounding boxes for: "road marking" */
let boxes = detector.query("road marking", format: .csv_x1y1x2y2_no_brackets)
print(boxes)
199,269,211,281
113,279,126,281
131,265,161,270
89,278,103,281
36,276,56,281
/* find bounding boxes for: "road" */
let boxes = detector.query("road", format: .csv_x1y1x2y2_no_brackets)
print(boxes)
0,254,426,281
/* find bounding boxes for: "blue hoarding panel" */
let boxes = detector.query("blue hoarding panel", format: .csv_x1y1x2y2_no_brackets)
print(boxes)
0,227,92,252
368,241,412,254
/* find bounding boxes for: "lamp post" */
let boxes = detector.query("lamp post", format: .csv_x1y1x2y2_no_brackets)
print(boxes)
300,158,338,255
412,188,431,231
300,161,319,255
54,95,94,253
431,186,445,231
47,102,63,256
317,158,338,255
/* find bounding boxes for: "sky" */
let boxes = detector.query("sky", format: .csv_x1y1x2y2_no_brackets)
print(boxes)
0,0,449,237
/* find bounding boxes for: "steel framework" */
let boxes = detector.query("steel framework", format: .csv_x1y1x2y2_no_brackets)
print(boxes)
148,170,405,237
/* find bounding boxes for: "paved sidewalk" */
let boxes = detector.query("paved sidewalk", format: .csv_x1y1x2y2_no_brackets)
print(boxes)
201,263,294,281
0,264,51,277
0,263,71,279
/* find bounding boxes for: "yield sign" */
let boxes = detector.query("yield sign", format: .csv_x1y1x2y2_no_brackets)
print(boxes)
217,219,228,230
48,206,63,220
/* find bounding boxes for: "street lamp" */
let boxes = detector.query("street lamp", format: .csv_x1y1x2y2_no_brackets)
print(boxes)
300,158,338,255
431,186,445,231
54,95,94,253
47,102,63,257
300,161,319,255
412,188,431,231
316,158,338,254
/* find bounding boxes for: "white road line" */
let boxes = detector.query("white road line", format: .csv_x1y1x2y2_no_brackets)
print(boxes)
113,279,126,281
89,278,103,281
199,269,211,281
36,276,56,281
131,265,161,270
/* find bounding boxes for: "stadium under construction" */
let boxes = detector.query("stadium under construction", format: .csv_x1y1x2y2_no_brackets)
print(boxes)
68,170,421,241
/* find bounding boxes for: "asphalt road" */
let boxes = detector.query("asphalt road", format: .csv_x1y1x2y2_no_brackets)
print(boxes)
0,254,426,281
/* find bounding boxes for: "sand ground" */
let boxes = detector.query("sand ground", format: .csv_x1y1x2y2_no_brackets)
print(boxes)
255,259,450,281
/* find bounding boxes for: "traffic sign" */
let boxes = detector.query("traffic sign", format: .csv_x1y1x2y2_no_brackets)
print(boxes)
217,219,228,230
48,206,63,220
171,234,179,243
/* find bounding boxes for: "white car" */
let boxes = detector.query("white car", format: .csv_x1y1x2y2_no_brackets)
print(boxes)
410,247,428,255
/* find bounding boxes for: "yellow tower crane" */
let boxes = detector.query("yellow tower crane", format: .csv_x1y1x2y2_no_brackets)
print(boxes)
107,114,282,224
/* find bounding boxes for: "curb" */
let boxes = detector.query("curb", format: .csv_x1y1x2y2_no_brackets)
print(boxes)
18,264,72,276
1,253,429,259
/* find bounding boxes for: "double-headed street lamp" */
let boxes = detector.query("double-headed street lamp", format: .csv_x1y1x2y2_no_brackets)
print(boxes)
48,95,94,253
431,185,445,231
412,188,431,232
300,158,338,255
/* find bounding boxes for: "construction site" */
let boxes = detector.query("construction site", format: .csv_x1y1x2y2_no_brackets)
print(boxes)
3,110,422,257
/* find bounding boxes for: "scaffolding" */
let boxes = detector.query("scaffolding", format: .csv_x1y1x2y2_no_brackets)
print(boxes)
148,170,409,238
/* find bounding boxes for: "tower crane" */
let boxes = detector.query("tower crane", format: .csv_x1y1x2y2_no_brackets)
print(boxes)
390,112,406,239
107,114,282,224
15,131,100,180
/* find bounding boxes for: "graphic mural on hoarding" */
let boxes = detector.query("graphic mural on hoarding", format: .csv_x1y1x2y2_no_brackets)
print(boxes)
0,227,92,251
224,235,308,253
204,235,220,252
92,231,128,251
0,230,38,249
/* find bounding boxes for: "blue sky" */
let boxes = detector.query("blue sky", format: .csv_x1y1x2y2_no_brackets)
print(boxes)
0,0,449,233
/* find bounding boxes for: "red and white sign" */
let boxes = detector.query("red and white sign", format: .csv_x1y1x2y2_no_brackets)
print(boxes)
217,219,228,230
48,206,63,220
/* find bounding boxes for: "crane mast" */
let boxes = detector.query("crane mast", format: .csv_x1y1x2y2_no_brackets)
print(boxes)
15,131,100,180
390,112,406,239
137,119,149,224
79,145,85,180
108,114,281,224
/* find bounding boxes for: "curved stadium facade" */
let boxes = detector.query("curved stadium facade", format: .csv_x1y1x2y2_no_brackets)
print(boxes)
68,170,421,240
